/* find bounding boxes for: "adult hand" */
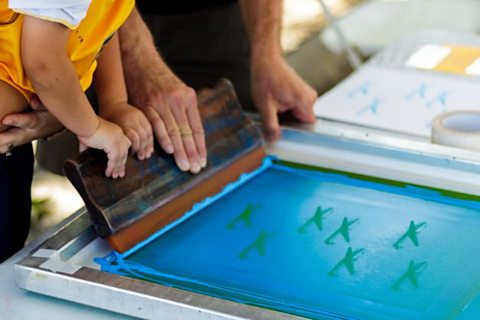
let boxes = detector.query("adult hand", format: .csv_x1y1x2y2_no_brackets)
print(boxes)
128,74,206,174
0,96,63,153
251,55,318,143
119,8,206,174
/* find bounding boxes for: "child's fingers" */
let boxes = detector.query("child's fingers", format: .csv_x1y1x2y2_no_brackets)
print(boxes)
106,139,130,179
127,125,151,160
146,130,154,157
125,128,140,155
138,118,154,159
106,152,127,179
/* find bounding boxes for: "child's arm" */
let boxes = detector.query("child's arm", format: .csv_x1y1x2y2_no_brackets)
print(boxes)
20,15,131,178
93,34,154,161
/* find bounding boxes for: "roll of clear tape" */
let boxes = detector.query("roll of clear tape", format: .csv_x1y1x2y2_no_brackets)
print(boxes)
431,110,480,151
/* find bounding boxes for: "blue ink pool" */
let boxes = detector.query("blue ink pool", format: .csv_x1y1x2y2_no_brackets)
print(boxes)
96,157,480,319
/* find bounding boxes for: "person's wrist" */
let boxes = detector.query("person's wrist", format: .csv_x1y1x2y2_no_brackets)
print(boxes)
251,50,283,75
79,116,102,140
250,40,283,63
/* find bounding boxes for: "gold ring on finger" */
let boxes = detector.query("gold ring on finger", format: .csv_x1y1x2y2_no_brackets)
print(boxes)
179,126,192,137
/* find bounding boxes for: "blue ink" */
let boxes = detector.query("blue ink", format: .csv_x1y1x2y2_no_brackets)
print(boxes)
328,247,365,277
96,158,480,319
119,156,274,257
325,217,359,245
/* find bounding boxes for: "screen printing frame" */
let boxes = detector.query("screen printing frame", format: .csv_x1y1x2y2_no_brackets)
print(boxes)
14,119,480,320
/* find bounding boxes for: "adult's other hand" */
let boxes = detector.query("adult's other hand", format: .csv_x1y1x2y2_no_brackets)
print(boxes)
251,55,317,143
0,96,63,153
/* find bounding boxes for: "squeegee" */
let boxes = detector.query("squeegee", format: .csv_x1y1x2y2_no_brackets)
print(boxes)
64,79,266,253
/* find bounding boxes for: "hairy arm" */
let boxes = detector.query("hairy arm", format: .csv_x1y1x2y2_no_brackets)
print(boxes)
118,8,206,173
118,8,172,99
239,0,317,142
239,0,283,61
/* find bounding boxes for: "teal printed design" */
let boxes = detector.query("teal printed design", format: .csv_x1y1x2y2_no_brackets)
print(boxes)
227,204,261,229
239,231,272,259
392,260,428,291
393,221,427,249
298,206,333,233
328,247,366,277
325,217,359,245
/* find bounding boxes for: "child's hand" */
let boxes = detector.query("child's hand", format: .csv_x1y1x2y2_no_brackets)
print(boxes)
100,103,154,160
78,117,131,179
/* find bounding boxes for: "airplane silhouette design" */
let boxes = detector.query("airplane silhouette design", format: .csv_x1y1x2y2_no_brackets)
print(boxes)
325,217,359,245
239,231,271,259
393,220,427,249
348,80,373,97
227,204,261,229
328,247,365,277
298,206,333,233
392,260,428,290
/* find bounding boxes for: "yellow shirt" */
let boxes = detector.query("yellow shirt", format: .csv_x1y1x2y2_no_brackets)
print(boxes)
0,0,134,100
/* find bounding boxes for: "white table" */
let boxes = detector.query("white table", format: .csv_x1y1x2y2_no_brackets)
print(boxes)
0,214,134,320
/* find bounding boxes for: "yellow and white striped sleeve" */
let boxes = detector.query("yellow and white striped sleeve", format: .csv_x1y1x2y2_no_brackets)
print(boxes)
8,0,92,29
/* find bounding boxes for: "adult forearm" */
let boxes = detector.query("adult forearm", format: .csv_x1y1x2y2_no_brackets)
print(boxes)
119,8,175,95
238,0,317,143
117,8,207,173
238,0,283,60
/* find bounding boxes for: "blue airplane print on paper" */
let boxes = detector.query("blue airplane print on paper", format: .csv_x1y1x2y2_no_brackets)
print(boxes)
328,247,366,277
239,231,273,259
227,203,262,230
298,206,334,233
356,97,384,116
405,82,432,101
348,80,373,98
393,220,427,249
426,90,452,109
392,260,428,291
325,217,359,245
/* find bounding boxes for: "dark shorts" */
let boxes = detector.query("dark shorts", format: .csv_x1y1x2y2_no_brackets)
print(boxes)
0,143,34,263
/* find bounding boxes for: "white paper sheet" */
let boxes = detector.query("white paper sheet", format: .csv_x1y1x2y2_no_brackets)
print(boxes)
314,66,480,138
